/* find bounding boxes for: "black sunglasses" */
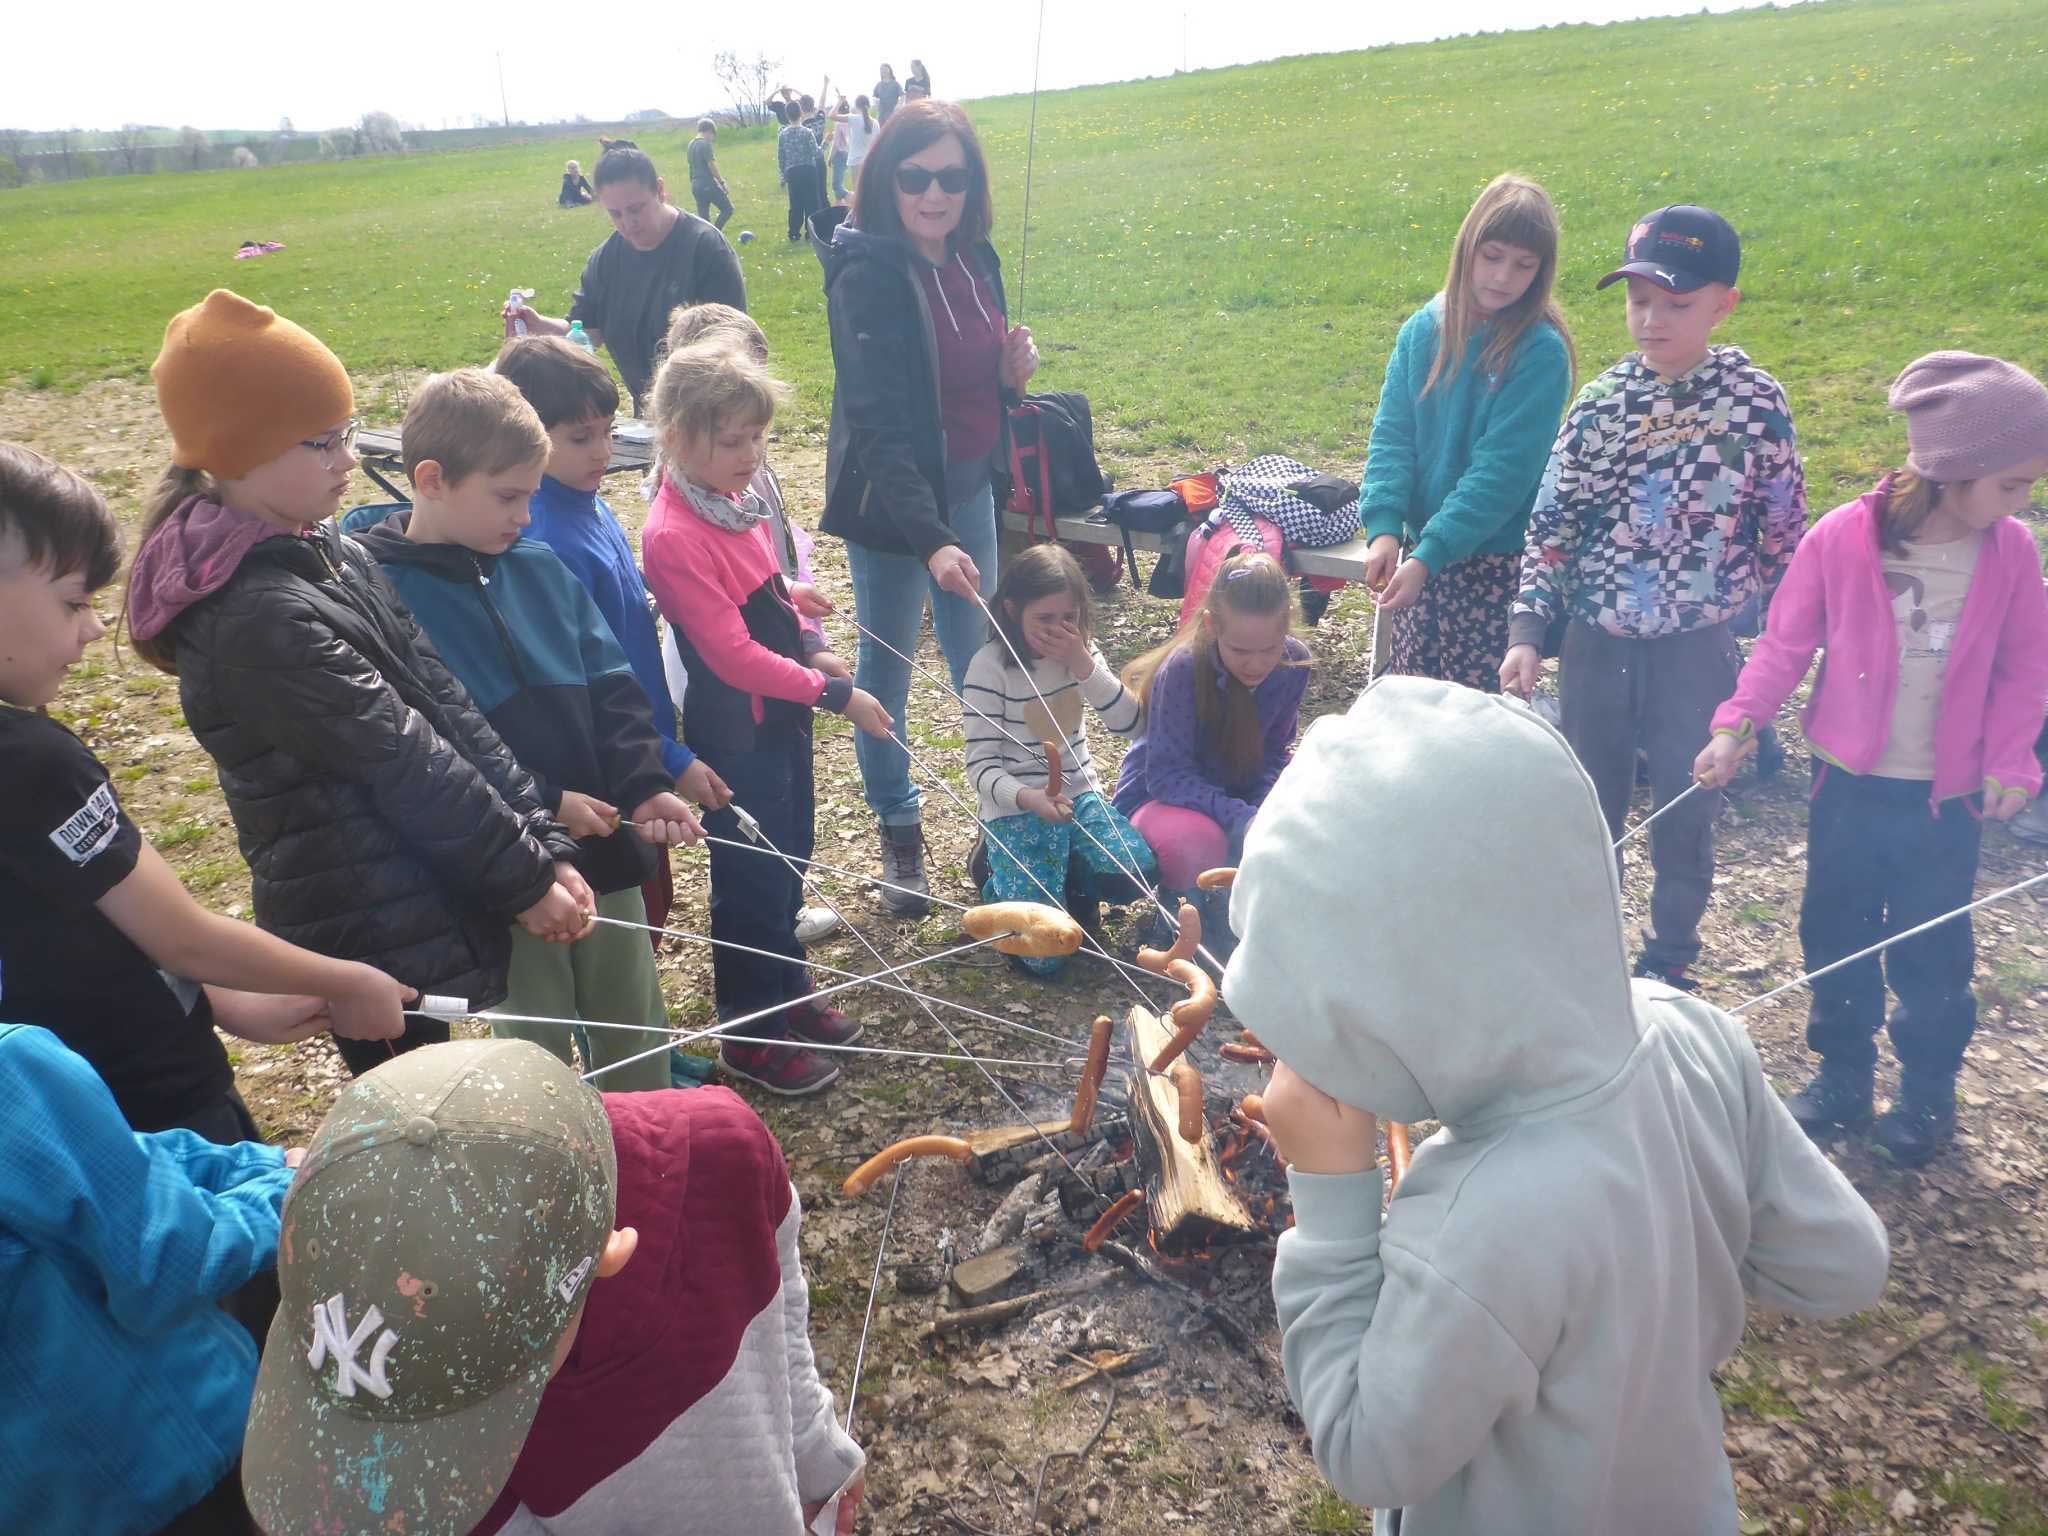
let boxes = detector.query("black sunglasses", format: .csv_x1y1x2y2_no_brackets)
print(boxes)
894,164,970,196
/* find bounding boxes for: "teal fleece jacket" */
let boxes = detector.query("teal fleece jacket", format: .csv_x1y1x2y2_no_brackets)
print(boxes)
1223,679,1889,1534
1357,299,1572,575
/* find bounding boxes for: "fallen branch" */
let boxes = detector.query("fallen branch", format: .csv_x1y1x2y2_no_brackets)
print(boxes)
1844,1312,1957,1383
921,1271,1111,1337
1028,1371,1118,1533
1055,1345,1160,1391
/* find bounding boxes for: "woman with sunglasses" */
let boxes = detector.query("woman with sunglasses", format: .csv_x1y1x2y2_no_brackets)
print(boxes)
815,99,1040,915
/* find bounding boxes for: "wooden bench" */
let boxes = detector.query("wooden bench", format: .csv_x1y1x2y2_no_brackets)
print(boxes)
1000,509,1373,583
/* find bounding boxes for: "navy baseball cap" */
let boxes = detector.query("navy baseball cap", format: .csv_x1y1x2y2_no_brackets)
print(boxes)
1597,205,1741,292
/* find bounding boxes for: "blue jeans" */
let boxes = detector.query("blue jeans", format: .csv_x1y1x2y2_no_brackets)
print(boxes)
846,480,999,825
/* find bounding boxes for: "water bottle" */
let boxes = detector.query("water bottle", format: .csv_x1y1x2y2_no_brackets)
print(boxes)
567,321,596,354
504,286,534,338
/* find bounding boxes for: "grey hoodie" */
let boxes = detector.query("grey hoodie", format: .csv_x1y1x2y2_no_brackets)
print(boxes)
1225,678,1887,1534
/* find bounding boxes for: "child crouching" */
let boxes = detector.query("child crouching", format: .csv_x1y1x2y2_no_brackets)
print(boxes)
963,543,1155,974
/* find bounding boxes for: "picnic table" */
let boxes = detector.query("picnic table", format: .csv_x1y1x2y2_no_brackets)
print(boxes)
1000,507,1374,582
351,425,656,501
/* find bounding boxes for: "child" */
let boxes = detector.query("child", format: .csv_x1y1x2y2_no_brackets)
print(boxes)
1359,173,1576,692
641,341,894,1097
125,289,592,1075
1696,353,2048,1165
1114,552,1310,953
651,305,844,945
493,332,734,946
777,98,823,242
351,370,704,1092
962,543,1154,974
685,118,731,229
1501,204,1808,990
1230,676,1888,1533
1,1023,296,1536
240,1038,865,1536
2,440,409,1141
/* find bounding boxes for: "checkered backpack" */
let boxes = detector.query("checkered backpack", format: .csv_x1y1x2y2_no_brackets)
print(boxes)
1219,455,1360,549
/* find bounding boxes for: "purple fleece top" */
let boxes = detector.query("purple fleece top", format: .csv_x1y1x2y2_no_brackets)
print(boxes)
1112,636,1311,834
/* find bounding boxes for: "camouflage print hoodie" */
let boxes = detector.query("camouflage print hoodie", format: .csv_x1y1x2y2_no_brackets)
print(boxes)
1508,345,1807,646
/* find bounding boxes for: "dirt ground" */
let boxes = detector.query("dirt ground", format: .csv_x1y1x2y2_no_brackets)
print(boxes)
8,378,2048,1535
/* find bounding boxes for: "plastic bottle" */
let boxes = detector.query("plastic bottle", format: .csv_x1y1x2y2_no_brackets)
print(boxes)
504,286,534,338
567,321,596,354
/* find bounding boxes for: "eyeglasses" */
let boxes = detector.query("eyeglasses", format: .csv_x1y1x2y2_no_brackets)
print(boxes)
301,421,360,471
894,164,970,197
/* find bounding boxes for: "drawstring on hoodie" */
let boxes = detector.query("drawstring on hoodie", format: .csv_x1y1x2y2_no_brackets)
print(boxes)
927,253,996,339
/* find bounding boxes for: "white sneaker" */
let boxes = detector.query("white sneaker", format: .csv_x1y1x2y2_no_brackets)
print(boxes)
795,906,842,943
2008,794,2048,845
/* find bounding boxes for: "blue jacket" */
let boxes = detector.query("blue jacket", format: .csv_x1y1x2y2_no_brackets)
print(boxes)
0,1024,291,1534
1358,299,1573,574
525,476,696,781
351,513,676,896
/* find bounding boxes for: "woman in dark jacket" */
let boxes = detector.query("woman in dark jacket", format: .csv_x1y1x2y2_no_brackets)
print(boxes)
814,99,1038,912
559,159,595,206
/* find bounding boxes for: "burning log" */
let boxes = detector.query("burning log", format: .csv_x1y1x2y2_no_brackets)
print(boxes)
1121,1003,1255,1251
961,1118,1101,1185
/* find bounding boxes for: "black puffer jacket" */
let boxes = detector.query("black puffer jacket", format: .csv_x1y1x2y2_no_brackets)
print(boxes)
813,211,1014,558
168,521,574,1010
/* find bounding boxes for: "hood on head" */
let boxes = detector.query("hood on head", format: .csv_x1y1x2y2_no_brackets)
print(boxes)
1223,678,1639,1130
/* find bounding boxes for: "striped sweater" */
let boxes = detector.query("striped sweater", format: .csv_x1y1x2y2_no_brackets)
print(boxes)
963,641,1141,820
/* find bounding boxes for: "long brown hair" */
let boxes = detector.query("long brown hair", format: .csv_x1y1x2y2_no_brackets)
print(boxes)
849,99,994,252
990,543,1091,661
124,463,218,674
1425,173,1577,399
1123,552,1303,785
1876,469,1962,555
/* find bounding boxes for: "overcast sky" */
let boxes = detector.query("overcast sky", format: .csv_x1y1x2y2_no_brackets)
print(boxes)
13,0,1801,134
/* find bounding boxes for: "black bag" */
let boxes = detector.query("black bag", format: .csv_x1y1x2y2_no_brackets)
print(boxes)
1098,488,1190,591
1007,390,1109,532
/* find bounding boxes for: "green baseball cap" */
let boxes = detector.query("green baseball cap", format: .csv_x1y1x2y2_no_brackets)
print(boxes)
242,1039,618,1536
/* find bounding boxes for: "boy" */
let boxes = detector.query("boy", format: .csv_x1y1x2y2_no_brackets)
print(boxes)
1502,204,1807,989
493,332,733,945
1229,677,1887,1533
351,371,699,1090
687,117,731,230
1,1021,295,1535
240,1037,866,1536
1,441,409,1140
777,96,825,242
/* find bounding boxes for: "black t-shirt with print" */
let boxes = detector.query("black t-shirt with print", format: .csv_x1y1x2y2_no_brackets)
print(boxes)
567,208,747,411
0,708,232,1131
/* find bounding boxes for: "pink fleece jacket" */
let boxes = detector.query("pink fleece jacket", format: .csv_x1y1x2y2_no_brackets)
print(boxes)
1711,485,2048,806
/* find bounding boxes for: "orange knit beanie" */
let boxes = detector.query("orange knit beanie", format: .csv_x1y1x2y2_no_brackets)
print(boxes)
152,290,354,480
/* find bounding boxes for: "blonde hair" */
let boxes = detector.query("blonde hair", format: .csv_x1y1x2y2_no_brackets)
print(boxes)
1122,552,1303,785
1877,469,1965,555
661,302,768,371
648,342,788,469
401,369,550,485
1427,173,1577,400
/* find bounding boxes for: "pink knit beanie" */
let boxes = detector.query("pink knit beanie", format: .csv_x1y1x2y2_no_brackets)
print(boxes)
1887,351,2048,482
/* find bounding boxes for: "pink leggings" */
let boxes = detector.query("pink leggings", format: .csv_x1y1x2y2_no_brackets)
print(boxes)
1129,802,1232,889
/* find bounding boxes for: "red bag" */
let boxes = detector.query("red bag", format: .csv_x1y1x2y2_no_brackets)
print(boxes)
1170,471,1220,518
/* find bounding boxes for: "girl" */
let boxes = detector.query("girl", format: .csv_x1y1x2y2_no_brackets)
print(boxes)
125,290,592,1076
875,64,902,123
1696,352,2048,1167
641,340,894,1098
1,439,410,1141
1358,172,1575,692
1113,552,1311,956
962,544,1155,976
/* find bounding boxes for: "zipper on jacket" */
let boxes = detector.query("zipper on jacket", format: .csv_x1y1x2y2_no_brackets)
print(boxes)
468,555,535,693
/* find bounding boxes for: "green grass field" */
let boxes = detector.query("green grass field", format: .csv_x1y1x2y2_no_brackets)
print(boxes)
3,0,2046,498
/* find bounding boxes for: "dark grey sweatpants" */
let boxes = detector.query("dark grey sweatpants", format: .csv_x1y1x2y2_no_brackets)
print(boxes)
1560,618,1739,971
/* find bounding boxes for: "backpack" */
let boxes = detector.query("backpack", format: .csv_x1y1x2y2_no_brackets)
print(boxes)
1220,454,1361,549
1007,390,1109,532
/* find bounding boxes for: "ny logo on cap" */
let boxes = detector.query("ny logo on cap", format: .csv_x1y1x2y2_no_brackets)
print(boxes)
308,1294,399,1400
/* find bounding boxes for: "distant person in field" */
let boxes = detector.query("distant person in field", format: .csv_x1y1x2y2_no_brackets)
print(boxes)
908,58,932,96
827,97,852,203
1360,173,1576,693
875,63,902,122
775,98,826,243
687,119,732,230
503,141,745,413
904,75,930,102
558,159,594,207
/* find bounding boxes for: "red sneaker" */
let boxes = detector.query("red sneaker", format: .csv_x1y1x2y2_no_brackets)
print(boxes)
719,1039,840,1097
788,999,864,1048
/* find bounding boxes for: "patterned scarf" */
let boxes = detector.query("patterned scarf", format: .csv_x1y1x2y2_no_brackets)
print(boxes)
669,471,770,534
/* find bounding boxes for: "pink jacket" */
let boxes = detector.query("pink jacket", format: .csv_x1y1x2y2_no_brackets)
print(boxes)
1711,485,2048,805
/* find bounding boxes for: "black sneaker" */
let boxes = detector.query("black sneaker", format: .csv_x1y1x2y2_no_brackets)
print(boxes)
1872,1074,1956,1166
968,830,992,893
1631,955,1698,992
875,823,931,917
1785,1060,1875,1141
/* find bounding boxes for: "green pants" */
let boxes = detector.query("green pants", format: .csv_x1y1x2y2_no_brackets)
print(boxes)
498,885,672,1092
